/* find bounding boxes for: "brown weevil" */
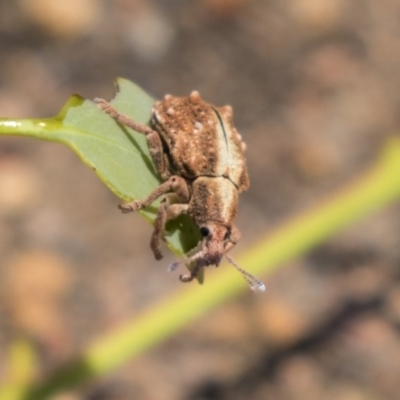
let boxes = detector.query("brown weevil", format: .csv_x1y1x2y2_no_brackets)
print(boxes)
96,91,265,291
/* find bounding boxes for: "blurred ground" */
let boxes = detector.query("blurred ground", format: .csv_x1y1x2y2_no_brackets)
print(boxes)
1,1,400,399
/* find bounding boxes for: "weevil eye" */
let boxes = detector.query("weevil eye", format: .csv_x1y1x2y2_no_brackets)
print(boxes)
200,226,210,237
223,230,230,240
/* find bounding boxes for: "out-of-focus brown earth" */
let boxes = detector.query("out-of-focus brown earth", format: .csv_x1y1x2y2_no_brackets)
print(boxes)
1,1,400,399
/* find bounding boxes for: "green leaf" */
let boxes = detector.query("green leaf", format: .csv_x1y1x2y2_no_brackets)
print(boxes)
0,78,200,258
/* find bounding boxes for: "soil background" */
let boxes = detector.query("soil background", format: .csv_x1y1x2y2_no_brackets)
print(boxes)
1,1,400,399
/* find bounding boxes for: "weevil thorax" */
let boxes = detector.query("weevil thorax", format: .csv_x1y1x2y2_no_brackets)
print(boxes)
188,176,239,266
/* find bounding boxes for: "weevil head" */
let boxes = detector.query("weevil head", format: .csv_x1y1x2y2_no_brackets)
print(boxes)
198,222,231,266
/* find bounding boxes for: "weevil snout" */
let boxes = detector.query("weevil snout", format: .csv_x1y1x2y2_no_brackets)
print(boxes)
199,222,230,266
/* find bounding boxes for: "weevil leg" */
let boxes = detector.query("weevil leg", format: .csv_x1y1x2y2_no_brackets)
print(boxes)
95,98,168,178
179,264,201,283
120,175,190,213
151,201,189,260
95,98,154,135
151,199,168,260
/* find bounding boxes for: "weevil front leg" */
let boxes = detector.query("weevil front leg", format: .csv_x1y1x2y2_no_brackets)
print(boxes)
119,175,190,213
151,199,189,260
179,262,203,283
95,98,168,179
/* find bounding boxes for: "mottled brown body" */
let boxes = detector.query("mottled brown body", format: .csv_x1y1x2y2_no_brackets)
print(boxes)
151,93,249,188
96,91,264,290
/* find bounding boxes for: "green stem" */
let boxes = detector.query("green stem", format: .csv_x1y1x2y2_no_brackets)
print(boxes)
2,138,400,400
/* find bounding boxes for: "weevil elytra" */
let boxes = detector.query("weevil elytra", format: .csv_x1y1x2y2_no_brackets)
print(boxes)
95,91,265,291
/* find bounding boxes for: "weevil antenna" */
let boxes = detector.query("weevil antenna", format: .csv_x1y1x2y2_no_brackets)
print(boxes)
185,249,206,265
167,261,180,272
168,248,205,273
225,255,266,292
